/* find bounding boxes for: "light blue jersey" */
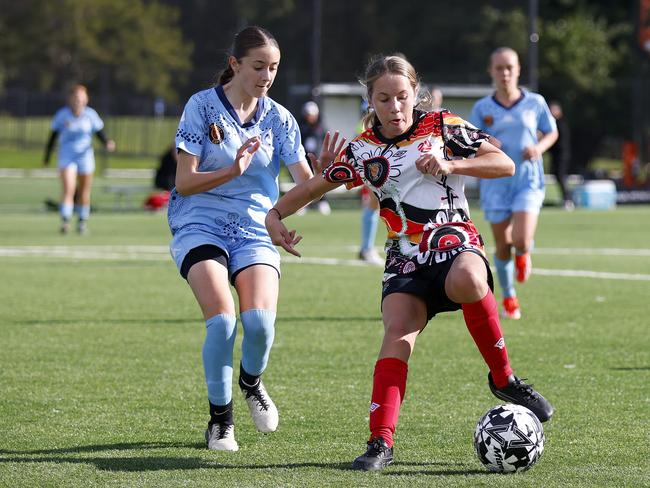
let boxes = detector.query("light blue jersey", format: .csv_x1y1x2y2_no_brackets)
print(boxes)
469,90,556,220
51,106,104,174
168,86,305,274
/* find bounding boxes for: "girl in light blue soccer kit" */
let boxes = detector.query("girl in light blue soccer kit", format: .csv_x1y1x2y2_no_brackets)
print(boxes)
44,84,115,234
469,47,557,320
168,26,344,451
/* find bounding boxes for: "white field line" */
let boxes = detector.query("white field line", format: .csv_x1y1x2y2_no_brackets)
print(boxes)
1,245,649,281
343,245,650,257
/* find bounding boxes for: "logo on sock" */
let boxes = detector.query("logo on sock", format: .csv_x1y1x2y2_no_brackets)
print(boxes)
369,402,380,413
494,338,505,349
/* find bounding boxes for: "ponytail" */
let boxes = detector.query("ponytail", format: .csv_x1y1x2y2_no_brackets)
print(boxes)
218,65,235,85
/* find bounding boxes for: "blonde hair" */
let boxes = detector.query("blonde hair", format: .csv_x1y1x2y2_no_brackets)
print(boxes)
359,54,433,130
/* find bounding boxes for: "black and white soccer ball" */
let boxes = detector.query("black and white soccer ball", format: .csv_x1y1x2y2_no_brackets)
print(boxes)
474,403,544,473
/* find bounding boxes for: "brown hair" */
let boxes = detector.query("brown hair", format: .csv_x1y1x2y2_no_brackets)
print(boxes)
359,54,430,130
218,26,279,85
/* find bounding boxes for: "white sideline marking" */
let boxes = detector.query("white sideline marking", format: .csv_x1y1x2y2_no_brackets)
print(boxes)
521,247,650,257
342,245,650,257
0,245,649,281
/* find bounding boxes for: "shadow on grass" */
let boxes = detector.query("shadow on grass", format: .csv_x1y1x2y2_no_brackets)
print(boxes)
610,366,650,371
279,316,381,323
11,316,381,326
10,318,196,326
0,442,487,476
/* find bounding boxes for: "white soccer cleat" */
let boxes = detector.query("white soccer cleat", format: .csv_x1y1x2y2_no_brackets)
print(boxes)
241,381,279,433
205,423,239,451
359,248,384,266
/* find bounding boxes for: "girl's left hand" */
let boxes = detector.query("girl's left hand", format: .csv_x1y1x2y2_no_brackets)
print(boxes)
415,153,454,176
307,131,347,174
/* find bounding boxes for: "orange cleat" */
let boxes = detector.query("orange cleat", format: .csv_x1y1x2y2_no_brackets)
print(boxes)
515,253,532,283
502,296,521,320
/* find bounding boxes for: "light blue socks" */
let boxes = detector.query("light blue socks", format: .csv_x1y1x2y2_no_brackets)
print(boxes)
78,204,90,221
494,254,516,298
60,203,73,221
240,309,276,376
203,313,237,406
361,207,379,251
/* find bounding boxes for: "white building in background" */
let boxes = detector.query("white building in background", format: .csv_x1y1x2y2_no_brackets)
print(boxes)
290,82,494,141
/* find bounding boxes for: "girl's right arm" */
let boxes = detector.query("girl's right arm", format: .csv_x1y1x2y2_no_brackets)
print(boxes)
174,137,261,196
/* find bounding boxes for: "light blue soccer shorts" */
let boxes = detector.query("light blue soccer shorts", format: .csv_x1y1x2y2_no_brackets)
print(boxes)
484,187,545,223
58,156,95,175
170,226,281,283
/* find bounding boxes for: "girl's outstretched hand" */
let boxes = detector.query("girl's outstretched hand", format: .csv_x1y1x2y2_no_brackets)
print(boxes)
307,131,347,174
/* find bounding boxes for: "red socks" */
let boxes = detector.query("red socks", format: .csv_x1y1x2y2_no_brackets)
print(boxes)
462,289,513,388
369,357,408,448
367,291,510,446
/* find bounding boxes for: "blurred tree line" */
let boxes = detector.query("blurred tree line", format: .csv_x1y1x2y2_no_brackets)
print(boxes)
0,0,644,171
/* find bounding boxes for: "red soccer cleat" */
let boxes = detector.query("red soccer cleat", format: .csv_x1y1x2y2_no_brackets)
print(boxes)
502,296,521,320
515,253,532,283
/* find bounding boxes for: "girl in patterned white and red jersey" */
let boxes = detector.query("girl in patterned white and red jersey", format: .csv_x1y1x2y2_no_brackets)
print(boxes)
266,54,554,471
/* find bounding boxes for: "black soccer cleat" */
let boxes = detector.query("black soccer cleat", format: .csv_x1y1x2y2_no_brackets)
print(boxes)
351,437,394,471
488,372,554,422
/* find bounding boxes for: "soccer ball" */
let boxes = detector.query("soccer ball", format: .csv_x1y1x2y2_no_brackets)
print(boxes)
474,404,544,473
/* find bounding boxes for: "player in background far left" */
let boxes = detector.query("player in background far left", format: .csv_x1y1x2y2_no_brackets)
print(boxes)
43,84,116,234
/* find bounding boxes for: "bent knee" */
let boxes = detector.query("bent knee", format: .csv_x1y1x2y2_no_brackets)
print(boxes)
446,268,488,303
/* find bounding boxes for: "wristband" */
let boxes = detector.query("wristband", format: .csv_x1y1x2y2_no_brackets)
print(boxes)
269,207,282,220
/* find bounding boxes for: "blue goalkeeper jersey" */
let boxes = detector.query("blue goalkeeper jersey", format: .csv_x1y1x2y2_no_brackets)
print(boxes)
168,86,305,238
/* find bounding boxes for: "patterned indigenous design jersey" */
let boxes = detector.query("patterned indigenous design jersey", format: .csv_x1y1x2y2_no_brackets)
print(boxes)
168,86,305,239
51,106,104,164
323,110,490,274
469,90,556,209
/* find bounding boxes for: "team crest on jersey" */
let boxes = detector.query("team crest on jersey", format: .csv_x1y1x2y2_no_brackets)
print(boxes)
208,123,225,144
363,156,390,188
483,115,494,127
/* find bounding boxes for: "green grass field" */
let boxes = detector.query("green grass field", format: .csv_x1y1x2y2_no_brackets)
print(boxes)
1,177,649,487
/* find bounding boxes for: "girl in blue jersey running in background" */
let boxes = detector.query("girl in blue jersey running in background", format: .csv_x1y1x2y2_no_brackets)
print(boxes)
168,26,344,451
469,47,558,320
43,84,115,234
